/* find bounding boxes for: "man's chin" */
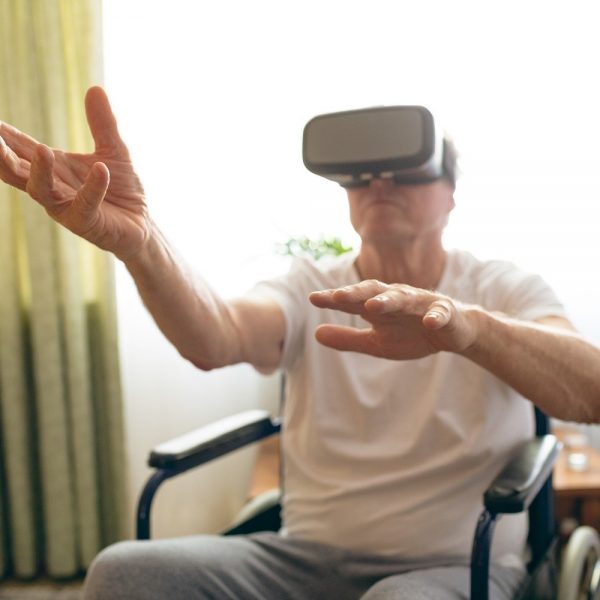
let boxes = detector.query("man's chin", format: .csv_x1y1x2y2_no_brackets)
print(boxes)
360,227,416,244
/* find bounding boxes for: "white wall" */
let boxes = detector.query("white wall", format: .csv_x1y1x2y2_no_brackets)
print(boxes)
115,268,281,537
102,0,600,535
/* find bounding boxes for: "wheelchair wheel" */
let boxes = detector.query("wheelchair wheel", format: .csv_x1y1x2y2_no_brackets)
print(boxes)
558,526,600,600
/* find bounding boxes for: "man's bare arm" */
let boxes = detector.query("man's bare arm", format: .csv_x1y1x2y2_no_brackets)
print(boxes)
0,87,285,372
124,222,285,372
459,313,600,423
310,280,600,423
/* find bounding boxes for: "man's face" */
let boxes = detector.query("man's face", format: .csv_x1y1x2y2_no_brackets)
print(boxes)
346,178,455,244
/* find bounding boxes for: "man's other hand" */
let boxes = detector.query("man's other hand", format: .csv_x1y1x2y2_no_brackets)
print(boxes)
309,280,479,360
0,86,149,261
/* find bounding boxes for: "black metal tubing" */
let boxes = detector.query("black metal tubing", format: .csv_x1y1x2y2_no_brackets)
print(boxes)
534,406,550,436
527,476,556,570
470,410,559,598
471,509,499,600
136,468,178,540
529,408,558,572
137,414,281,540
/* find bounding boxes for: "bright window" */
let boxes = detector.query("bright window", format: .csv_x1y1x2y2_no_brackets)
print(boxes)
103,1,600,340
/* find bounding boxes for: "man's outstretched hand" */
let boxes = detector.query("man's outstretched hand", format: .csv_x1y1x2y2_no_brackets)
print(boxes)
309,279,480,360
0,86,149,261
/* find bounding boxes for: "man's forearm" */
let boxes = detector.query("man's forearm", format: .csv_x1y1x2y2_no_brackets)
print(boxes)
461,309,600,423
123,220,242,370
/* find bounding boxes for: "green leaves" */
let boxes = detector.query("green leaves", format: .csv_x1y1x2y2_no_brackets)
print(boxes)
276,236,353,261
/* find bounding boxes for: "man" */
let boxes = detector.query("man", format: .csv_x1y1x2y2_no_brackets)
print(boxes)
1,88,600,599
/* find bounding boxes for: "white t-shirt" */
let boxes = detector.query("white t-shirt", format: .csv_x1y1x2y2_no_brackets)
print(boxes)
253,248,566,563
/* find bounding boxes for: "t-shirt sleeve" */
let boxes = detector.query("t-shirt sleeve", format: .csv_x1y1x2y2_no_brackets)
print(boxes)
478,261,568,322
507,273,567,321
249,257,316,370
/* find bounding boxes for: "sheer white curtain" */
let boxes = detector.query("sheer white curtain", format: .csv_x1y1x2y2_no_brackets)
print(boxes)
102,0,600,532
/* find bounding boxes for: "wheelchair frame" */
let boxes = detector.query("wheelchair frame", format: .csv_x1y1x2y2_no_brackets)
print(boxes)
136,406,563,599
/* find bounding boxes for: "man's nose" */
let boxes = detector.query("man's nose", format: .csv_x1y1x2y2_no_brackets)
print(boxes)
368,177,394,190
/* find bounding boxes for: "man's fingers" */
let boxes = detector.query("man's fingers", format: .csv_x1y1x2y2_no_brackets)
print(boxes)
311,281,456,334
422,299,453,329
308,290,335,308
25,144,56,204
333,279,389,302
311,281,439,321
74,162,110,215
0,121,39,161
310,280,388,308
315,324,378,354
85,86,130,158
363,286,425,314
0,135,31,190
308,292,365,315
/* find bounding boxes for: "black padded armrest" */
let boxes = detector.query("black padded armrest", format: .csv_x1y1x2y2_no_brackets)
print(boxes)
149,409,281,472
484,434,561,514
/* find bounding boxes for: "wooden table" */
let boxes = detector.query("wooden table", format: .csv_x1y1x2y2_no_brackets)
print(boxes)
553,429,600,533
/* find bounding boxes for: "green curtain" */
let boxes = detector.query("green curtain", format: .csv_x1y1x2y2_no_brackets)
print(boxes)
0,0,127,579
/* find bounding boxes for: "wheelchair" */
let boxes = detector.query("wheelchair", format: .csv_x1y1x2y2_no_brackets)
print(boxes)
137,405,600,600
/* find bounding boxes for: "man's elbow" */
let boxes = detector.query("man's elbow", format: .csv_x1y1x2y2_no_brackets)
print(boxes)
180,349,231,372
580,398,600,424
183,354,277,374
579,373,600,423
562,389,600,424
183,356,219,371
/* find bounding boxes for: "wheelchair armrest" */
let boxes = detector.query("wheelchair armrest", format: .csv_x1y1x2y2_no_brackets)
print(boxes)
149,409,281,473
137,409,281,540
483,434,561,514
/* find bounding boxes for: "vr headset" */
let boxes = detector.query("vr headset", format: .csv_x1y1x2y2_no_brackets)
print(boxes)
302,105,455,188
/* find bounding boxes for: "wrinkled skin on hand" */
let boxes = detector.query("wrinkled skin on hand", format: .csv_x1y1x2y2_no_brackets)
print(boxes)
309,279,479,360
0,86,149,261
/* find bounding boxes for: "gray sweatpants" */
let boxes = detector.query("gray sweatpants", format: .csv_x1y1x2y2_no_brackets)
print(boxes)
83,532,524,599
